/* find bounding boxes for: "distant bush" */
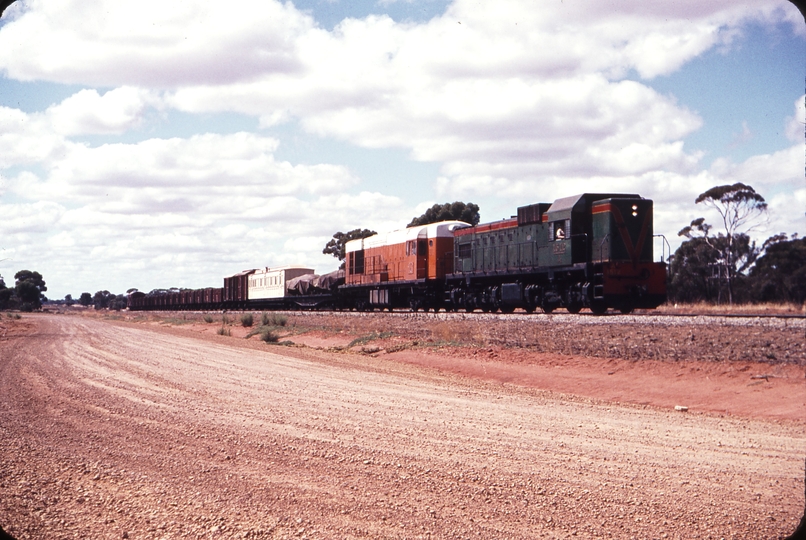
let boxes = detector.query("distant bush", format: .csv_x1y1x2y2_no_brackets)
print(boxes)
263,313,287,327
261,312,270,326
260,328,279,343
222,314,230,325
217,326,231,336
203,314,214,323
240,313,254,327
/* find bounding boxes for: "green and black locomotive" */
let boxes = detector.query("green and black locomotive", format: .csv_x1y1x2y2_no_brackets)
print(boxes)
445,193,666,314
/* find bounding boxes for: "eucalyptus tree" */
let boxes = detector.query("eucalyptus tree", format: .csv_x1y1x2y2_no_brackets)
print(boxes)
678,183,767,304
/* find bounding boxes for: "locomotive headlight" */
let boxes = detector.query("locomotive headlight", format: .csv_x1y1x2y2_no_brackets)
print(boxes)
631,204,638,217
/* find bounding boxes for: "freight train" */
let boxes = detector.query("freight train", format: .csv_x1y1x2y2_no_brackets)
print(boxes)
128,192,667,314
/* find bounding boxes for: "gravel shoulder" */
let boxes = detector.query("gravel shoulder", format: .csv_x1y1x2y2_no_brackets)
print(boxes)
1,312,804,539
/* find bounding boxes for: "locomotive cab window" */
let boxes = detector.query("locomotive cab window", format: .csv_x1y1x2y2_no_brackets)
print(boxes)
549,219,570,241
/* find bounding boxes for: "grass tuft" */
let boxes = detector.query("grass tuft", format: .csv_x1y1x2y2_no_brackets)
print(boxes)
261,312,288,327
260,328,279,343
347,331,395,349
240,313,254,327
217,326,231,336
203,314,214,323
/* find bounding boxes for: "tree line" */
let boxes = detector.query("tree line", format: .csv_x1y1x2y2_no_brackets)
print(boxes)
0,271,48,311
669,183,805,305
0,272,131,312
59,291,129,310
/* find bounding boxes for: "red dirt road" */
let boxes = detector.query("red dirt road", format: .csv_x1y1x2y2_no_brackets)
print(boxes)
1,313,805,539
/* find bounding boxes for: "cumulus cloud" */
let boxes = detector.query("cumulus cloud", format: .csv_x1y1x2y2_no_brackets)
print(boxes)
159,0,785,194
0,200,65,234
0,120,409,295
0,107,73,167
46,87,161,135
1,0,792,193
0,0,312,86
785,94,805,142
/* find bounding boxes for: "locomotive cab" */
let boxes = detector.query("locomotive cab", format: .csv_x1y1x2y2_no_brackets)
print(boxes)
542,193,639,267
591,197,653,264
588,196,666,312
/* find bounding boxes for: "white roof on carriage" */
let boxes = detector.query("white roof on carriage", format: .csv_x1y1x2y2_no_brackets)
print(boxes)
345,221,470,253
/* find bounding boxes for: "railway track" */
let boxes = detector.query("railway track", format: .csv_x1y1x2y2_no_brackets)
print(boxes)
206,307,806,322
121,305,806,324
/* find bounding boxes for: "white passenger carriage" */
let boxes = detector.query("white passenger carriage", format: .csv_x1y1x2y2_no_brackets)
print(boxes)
248,266,314,300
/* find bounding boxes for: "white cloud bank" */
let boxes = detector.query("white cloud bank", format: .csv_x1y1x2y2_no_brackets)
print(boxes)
0,0,802,296
46,87,160,135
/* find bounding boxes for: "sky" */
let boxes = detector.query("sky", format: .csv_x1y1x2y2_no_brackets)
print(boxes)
0,0,804,299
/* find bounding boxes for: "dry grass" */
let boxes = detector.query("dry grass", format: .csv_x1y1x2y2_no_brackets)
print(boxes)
430,321,479,345
657,302,806,316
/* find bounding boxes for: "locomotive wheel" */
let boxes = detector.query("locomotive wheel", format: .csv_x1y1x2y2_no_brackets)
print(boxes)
566,301,582,314
619,305,634,314
590,301,607,315
500,305,515,314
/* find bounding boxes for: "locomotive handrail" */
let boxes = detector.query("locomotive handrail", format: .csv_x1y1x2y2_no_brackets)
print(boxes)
598,233,611,262
653,234,670,264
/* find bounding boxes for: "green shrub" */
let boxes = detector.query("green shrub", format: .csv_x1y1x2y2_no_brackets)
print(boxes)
217,326,231,336
222,314,230,325
260,312,270,326
263,313,287,327
240,313,254,327
260,328,279,343
203,314,214,323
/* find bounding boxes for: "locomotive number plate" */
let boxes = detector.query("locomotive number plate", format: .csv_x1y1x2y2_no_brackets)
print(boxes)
552,242,567,254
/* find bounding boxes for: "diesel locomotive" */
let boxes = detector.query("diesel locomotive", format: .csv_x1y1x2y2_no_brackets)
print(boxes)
129,192,667,314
